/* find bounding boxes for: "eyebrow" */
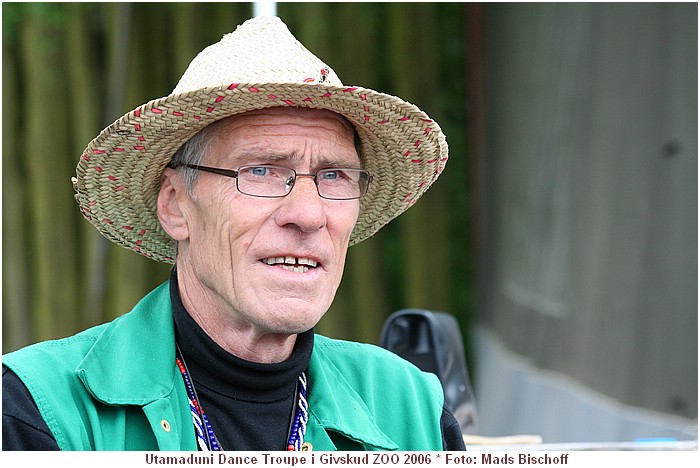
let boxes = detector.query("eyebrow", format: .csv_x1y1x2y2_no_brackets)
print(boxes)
232,151,362,170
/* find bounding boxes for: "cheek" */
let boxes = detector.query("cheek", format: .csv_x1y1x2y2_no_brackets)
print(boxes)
330,202,360,257
208,196,280,264
210,212,256,259
187,191,247,256
338,202,360,239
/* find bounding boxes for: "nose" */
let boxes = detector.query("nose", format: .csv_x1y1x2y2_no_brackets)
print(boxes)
274,175,327,233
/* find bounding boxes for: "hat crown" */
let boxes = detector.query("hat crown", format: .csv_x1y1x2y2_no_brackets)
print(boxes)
173,16,342,94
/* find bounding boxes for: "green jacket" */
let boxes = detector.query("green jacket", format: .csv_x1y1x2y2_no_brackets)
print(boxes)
3,282,445,451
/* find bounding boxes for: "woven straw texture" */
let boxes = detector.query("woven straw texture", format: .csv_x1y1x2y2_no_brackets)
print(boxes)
73,16,448,263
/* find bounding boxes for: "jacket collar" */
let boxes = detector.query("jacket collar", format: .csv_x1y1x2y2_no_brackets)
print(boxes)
76,282,177,405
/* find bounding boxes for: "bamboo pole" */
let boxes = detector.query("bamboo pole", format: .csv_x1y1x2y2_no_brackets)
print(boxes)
63,3,106,328
21,5,79,341
2,24,31,352
336,2,391,344
386,4,442,310
103,2,171,318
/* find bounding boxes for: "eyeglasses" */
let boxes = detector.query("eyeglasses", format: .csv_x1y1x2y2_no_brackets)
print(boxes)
175,164,372,200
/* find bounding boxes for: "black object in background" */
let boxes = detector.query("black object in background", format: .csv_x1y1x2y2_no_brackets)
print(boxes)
380,309,478,435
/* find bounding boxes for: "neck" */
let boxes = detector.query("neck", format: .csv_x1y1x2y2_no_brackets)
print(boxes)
174,265,298,364
195,320,298,363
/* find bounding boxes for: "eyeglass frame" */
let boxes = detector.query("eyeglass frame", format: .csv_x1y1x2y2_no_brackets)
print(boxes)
170,163,373,200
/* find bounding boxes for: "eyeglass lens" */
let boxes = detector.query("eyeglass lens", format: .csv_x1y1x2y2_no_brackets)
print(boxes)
237,165,369,200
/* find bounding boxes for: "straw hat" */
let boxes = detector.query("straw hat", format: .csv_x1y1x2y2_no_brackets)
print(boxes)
73,16,448,263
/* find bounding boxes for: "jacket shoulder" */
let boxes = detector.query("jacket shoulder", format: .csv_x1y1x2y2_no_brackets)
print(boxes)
3,324,107,377
309,335,445,450
312,334,444,402
313,335,430,373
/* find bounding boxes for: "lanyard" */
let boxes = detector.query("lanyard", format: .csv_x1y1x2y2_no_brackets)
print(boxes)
175,347,308,451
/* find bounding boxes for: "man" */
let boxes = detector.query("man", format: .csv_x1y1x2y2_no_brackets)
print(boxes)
3,16,462,451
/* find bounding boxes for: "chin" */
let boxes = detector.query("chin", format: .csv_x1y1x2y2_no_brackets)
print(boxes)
265,312,323,336
248,294,330,334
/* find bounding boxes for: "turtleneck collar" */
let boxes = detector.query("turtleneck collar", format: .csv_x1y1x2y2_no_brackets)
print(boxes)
169,268,314,403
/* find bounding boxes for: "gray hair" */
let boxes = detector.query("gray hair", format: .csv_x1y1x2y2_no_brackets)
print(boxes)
168,120,227,197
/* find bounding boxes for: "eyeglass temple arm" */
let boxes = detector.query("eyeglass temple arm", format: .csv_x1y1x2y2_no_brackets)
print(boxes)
182,164,240,179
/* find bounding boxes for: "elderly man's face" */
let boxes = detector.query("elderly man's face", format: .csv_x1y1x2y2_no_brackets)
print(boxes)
163,107,360,337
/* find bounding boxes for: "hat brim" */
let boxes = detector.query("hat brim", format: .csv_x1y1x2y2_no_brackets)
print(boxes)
74,82,448,263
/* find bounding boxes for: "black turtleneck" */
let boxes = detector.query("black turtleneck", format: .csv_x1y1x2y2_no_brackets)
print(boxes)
170,270,314,451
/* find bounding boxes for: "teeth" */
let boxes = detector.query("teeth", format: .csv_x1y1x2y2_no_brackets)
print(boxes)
280,265,309,273
262,256,318,269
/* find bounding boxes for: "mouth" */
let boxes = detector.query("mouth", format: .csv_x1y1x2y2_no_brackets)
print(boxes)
260,256,319,273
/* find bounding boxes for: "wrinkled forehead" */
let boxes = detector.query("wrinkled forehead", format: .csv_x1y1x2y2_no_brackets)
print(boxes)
203,107,362,164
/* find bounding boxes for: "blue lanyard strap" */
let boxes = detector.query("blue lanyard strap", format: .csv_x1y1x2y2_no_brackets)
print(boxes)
176,355,308,451
176,356,221,451
287,372,309,451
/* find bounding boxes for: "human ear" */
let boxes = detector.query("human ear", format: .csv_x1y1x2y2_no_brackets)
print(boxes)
157,168,190,242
